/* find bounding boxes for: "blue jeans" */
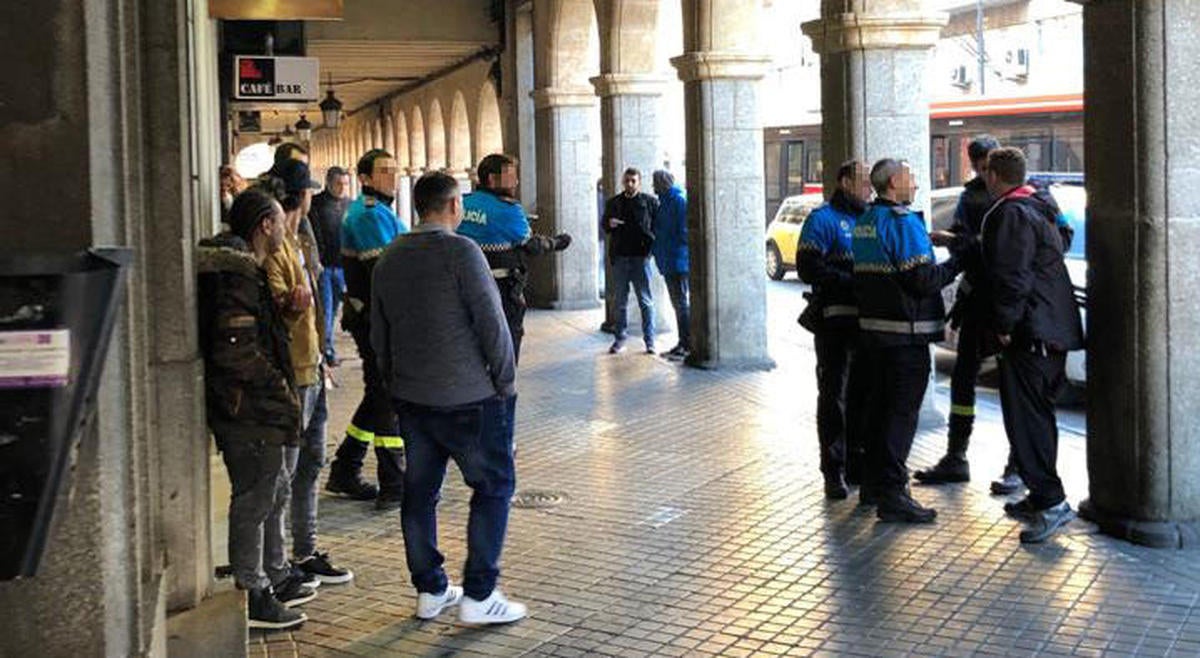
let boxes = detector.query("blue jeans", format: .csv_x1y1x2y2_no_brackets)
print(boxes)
611,256,655,345
395,394,517,600
319,266,345,359
287,381,328,558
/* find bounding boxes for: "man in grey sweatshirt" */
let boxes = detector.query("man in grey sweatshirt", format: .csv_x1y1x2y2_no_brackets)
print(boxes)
370,171,525,625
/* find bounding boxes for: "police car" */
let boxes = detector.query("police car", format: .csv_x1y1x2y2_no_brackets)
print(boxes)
765,193,824,280
933,183,1088,388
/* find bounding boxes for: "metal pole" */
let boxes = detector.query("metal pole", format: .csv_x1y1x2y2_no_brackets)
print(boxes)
976,0,985,95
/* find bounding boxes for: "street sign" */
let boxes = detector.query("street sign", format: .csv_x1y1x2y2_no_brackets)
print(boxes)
234,56,320,102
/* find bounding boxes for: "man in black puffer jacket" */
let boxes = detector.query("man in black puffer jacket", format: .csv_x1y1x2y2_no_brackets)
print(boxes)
979,147,1084,544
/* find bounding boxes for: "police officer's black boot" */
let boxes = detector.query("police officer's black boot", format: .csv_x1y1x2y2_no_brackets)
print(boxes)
913,418,971,484
824,472,849,500
326,437,378,501
876,486,937,523
373,446,405,512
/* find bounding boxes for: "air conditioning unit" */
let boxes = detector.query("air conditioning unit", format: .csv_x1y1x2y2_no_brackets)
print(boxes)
950,64,973,89
1002,48,1030,81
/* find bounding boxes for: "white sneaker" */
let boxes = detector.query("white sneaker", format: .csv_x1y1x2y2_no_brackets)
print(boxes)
458,589,527,625
416,584,463,620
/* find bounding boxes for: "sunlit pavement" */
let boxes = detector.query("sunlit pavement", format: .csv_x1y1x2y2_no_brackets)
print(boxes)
249,279,1200,657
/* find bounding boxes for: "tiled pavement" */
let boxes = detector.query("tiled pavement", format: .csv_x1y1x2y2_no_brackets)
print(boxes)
247,284,1200,657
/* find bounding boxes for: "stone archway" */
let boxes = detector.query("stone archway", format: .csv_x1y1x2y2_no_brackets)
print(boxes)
426,98,447,170
449,90,473,172
476,79,504,163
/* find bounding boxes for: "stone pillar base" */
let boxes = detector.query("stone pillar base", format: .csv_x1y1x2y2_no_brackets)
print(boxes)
684,354,776,372
1078,499,1200,549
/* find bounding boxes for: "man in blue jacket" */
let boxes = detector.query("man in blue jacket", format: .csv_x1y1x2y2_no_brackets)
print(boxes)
797,160,871,499
324,149,408,511
458,154,570,364
651,170,690,358
852,159,961,523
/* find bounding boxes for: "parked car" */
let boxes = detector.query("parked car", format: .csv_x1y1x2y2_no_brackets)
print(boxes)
933,184,1088,388
765,193,824,280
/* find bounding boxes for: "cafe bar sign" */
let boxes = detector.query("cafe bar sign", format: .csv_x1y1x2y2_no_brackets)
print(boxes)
234,56,320,102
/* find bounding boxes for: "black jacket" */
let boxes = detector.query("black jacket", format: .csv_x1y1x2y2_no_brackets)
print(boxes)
981,187,1084,352
603,192,658,260
309,191,348,268
196,233,301,446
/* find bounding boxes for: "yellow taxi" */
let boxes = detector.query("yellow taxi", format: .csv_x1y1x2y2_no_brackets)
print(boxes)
765,193,824,280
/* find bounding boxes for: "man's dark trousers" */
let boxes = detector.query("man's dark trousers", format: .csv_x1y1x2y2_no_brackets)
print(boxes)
496,276,527,364
397,395,516,601
948,315,982,449
998,346,1067,509
859,345,931,491
812,327,865,481
663,273,691,350
329,325,404,494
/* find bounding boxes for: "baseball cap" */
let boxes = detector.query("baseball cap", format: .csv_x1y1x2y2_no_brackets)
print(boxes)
269,158,320,196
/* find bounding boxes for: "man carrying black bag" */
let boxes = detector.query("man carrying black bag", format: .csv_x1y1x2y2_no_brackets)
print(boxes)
797,160,872,499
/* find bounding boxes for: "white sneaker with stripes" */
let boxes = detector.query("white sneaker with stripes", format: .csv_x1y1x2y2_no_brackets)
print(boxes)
458,589,527,625
416,584,463,620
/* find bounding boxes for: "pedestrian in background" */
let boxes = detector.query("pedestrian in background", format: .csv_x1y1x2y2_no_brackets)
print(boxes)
310,166,352,365
371,172,525,625
603,167,659,354
651,170,690,359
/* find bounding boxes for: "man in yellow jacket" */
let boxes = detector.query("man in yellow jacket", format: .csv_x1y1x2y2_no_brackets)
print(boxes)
260,159,354,586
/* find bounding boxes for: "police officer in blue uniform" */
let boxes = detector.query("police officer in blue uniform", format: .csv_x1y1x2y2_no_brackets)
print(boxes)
852,158,961,523
457,154,570,364
797,160,871,499
325,149,407,510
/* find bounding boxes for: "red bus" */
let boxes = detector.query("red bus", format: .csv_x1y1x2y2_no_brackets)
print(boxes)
763,93,1084,223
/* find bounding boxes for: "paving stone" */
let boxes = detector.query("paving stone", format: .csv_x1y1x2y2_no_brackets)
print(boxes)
239,302,1200,656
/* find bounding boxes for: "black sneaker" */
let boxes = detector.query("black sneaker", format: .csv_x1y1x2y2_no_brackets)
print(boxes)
326,469,379,501
290,564,321,589
991,471,1026,495
274,574,318,608
296,551,354,585
664,345,690,359
1004,497,1038,522
913,454,970,484
608,339,626,354
248,588,307,630
877,488,937,523
1019,501,1075,543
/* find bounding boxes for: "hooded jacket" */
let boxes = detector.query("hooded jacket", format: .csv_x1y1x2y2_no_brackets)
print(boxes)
196,233,301,446
981,185,1084,352
651,185,688,275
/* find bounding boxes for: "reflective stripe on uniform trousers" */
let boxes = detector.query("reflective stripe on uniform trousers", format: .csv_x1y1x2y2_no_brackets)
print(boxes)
950,404,976,417
823,305,858,319
858,317,945,335
491,268,514,279
374,435,405,449
346,423,374,444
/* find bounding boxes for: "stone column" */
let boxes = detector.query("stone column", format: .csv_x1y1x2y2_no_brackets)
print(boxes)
527,87,601,310
591,73,674,335
1075,0,1200,548
397,173,413,227
670,52,773,369
803,3,947,423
